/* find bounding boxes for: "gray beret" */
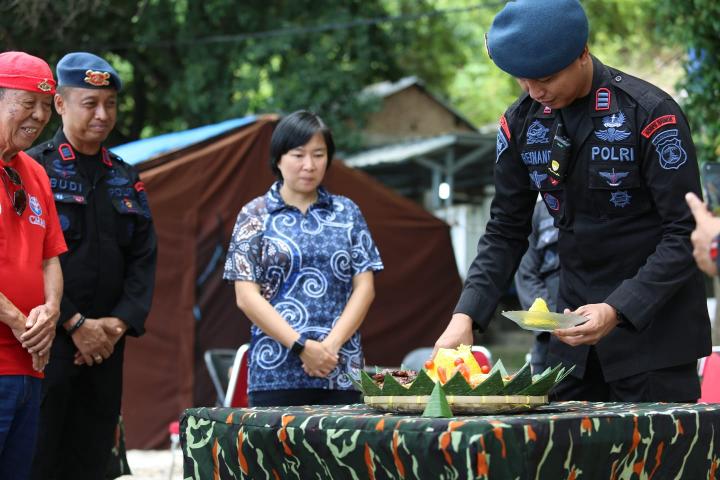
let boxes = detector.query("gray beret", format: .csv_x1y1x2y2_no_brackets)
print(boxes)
487,0,589,79
57,52,122,91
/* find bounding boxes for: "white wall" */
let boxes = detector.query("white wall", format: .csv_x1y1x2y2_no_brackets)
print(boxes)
433,187,494,279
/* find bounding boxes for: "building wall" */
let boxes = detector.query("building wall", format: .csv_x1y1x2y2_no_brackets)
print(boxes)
363,87,475,146
433,188,494,280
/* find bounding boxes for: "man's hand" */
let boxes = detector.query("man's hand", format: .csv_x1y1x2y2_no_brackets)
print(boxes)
74,317,127,366
8,313,47,371
99,317,127,346
21,303,59,358
31,352,49,372
686,192,720,276
301,340,339,378
68,316,113,366
553,303,619,346
432,313,474,359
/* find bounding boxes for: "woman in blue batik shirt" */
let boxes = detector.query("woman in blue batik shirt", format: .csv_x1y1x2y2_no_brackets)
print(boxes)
223,111,384,407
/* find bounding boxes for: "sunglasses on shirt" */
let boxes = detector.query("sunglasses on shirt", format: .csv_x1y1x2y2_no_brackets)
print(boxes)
1,166,27,216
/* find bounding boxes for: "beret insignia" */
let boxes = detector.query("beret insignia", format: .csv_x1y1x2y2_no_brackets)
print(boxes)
84,69,110,87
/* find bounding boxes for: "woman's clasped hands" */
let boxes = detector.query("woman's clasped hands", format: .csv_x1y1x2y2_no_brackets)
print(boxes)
301,339,339,378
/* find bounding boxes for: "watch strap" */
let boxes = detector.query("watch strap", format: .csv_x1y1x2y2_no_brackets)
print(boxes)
290,334,306,355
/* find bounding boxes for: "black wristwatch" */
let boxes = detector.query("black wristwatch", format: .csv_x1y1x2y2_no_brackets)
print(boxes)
290,334,306,355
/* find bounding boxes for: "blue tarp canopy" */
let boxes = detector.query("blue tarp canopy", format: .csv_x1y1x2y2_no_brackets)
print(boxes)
111,116,257,165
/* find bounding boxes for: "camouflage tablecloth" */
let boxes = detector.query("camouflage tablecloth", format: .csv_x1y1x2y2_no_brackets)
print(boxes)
181,402,720,479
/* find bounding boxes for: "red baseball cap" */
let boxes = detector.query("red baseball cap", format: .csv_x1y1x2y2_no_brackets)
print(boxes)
0,51,56,95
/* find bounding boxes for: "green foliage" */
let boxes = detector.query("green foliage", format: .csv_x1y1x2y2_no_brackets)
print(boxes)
0,0,464,150
434,0,681,129
655,0,720,162
2,0,698,154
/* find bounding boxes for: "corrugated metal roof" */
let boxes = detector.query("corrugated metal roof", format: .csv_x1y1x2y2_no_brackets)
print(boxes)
344,133,489,168
111,116,257,165
362,76,421,99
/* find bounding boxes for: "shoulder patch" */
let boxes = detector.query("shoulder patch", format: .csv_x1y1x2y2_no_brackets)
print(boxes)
58,143,75,161
652,129,687,170
641,115,677,139
499,114,511,140
595,88,611,111
101,147,113,167
496,128,509,163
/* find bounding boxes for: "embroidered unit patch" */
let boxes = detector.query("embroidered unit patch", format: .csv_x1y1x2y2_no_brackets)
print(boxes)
543,193,560,211
595,88,610,111
526,120,550,145
591,146,635,162
529,171,547,189
652,129,687,170
496,128,509,163
52,159,76,178
599,168,630,187
594,112,631,142
521,149,550,166
610,190,631,208
641,115,677,138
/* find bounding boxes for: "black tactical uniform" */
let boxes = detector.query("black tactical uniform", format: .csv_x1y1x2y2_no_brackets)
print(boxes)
27,128,157,479
456,57,711,400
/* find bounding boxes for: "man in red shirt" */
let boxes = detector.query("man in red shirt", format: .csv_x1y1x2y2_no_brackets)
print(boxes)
0,51,67,480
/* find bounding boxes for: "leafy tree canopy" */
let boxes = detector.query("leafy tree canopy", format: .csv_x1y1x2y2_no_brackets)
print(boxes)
656,0,720,162
1,0,465,150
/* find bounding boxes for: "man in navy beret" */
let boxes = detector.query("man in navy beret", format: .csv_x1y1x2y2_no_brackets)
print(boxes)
27,52,157,479
435,0,710,403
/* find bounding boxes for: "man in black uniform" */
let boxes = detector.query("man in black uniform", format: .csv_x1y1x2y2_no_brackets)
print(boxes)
28,52,157,479
435,0,710,402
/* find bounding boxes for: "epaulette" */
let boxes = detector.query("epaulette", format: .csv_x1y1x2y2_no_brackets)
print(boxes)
501,92,531,139
24,140,55,162
608,67,670,115
508,92,531,117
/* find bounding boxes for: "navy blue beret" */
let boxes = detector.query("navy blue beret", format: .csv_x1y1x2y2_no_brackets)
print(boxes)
56,52,122,91
487,0,589,79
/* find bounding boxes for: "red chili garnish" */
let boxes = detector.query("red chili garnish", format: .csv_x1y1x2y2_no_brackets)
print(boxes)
454,357,464,366
424,360,434,370
437,366,447,384
480,365,490,374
